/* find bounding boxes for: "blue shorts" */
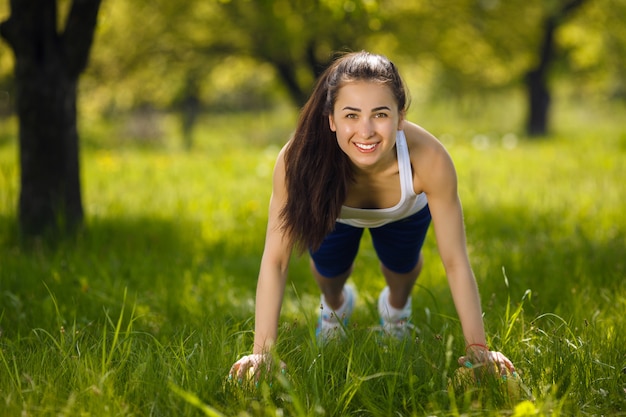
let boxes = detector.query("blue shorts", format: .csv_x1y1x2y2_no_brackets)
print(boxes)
310,205,432,277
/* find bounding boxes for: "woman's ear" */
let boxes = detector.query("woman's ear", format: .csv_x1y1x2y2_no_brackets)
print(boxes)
328,114,337,132
397,111,406,130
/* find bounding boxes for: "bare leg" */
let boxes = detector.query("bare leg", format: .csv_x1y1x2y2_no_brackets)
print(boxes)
381,253,423,309
310,258,352,310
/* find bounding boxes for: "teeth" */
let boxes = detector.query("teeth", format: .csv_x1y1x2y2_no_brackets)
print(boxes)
355,143,376,150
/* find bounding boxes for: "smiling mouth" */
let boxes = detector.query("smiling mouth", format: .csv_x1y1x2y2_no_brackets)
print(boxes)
354,142,377,151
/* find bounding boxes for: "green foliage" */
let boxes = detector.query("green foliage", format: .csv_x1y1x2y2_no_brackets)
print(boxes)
3,0,625,136
73,0,626,116
1,102,625,415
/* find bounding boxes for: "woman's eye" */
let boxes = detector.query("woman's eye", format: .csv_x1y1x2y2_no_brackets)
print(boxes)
346,114,358,119
374,113,388,118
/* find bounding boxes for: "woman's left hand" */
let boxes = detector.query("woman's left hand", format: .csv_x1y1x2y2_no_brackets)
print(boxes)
458,347,516,377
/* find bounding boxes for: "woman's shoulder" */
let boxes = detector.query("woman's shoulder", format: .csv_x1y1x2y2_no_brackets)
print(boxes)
402,121,456,191
402,121,448,159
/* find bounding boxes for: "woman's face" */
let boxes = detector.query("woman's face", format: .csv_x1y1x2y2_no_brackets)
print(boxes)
329,81,404,171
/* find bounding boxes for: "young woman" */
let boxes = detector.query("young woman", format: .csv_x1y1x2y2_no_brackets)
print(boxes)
229,51,515,380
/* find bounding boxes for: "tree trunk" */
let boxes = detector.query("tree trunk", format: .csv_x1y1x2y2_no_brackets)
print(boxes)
273,60,310,108
524,0,588,137
272,44,331,108
0,0,101,235
525,22,555,137
16,56,84,235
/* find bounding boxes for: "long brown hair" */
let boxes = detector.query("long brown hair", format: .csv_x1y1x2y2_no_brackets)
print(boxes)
280,51,409,252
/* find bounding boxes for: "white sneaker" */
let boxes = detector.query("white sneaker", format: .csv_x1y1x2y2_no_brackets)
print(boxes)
316,284,356,342
378,286,414,339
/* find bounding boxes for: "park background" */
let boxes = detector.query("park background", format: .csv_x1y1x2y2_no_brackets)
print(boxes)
0,1,625,416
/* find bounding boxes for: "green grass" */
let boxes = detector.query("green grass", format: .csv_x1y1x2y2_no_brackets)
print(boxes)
0,100,625,416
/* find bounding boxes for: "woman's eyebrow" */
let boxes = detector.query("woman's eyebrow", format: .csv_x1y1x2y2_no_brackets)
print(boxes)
341,106,391,112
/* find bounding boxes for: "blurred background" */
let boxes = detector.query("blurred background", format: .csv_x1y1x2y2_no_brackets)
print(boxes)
1,0,624,148
1,0,626,236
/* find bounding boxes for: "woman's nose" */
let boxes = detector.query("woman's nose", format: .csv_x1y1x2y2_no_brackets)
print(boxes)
359,119,374,138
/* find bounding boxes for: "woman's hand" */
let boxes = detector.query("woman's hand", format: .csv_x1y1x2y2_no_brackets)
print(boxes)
229,353,286,383
458,345,517,377
454,345,530,400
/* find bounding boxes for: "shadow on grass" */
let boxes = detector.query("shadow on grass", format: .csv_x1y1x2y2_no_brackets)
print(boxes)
464,203,625,314
0,214,268,339
1,201,623,340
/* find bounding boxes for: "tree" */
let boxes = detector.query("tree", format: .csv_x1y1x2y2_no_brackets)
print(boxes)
525,0,589,136
386,0,599,137
80,0,381,149
81,0,235,149
216,0,382,106
0,0,102,235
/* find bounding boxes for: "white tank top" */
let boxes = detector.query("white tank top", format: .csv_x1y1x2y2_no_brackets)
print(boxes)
337,130,428,228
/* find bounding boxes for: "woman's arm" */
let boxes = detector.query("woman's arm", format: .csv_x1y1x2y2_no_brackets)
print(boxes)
230,147,293,378
419,142,487,347
253,155,292,352
408,124,514,372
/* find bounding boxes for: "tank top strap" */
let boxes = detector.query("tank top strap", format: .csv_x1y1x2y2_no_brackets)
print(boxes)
395,130,417,199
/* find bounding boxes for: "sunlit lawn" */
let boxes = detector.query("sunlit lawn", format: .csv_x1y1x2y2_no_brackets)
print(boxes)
0,98,625,416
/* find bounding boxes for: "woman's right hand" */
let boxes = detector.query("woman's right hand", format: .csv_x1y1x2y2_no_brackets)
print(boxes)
229,353,286,383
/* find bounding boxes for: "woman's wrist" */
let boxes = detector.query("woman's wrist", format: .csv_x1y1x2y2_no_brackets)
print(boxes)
465,343,490,364
465,343,489,353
